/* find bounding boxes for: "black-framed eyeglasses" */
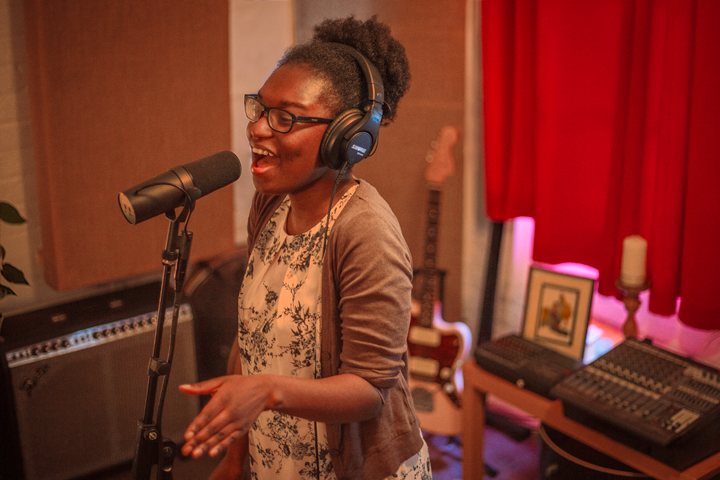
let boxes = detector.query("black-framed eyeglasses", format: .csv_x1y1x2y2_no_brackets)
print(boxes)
244,94,334,133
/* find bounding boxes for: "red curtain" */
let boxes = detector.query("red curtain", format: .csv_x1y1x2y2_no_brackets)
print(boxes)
482,0,720,330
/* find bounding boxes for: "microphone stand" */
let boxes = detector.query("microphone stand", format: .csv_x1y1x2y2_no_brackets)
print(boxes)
132,201,194,480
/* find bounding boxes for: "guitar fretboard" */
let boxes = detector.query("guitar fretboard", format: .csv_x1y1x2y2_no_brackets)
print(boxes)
419,187,441,328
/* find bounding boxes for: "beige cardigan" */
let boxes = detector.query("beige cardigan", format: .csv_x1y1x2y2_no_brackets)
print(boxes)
246,179,424,480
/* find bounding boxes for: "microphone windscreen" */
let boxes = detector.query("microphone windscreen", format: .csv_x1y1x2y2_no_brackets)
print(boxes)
182,151,242,197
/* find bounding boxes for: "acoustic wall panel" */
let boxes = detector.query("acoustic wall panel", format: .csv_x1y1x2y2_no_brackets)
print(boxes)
22,0,235,290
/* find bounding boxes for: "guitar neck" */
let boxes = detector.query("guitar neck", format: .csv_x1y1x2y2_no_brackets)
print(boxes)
419,187,441,328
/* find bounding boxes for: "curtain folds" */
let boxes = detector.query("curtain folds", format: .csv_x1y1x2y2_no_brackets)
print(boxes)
482,0,720,329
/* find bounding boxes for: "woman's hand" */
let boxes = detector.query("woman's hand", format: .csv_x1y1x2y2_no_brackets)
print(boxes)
180,375,270,459
180,372,383,459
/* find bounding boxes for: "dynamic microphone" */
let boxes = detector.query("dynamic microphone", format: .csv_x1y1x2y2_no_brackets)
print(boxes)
118,150,241,225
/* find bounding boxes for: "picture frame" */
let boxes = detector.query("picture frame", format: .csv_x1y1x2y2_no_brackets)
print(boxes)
521,266,595,360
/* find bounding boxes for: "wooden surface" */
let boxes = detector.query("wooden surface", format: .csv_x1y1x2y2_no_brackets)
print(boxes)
462,362,720,480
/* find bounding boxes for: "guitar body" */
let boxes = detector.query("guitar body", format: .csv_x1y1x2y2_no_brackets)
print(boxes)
408,300,472,436
406,126,472,436
408,301,469,387
409,379,462,437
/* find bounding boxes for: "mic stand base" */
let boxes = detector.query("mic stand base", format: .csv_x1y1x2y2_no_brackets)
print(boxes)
132,420,177,480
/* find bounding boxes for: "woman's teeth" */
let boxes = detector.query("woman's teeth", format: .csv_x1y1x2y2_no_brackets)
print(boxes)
252,147,274,157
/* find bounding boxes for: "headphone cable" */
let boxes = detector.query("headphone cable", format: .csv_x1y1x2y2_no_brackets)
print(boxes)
321,161,351,258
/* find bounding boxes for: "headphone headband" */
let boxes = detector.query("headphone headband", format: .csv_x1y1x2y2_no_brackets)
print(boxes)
331,43,385,109
319,44,385,169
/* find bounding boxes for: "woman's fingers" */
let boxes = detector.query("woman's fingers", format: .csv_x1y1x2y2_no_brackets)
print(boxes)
208,428,245,457
180,374,269,459
181,377,253,458
182,407,246,458
179,376,227,396
187,400,222,437
193,422,245,459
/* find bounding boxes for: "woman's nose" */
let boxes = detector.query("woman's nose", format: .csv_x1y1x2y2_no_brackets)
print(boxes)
246,113,272,139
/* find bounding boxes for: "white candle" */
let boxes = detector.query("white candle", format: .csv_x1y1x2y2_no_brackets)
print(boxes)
620,235,647,287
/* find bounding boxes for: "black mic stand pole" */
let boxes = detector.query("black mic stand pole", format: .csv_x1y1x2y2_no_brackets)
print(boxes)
132,200,194,480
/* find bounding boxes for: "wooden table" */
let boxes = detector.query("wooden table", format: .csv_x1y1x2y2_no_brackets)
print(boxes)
462,362,720,480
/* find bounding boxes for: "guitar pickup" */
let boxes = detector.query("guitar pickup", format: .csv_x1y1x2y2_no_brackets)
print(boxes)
409,326,442,347
409,356,440,377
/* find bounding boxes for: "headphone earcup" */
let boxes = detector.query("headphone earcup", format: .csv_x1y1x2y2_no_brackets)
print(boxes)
320,109,364,169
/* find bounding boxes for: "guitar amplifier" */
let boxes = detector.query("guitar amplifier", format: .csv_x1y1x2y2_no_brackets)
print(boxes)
0,282,200,480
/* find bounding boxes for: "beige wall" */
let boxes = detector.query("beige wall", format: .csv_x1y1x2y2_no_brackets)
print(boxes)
230,1,294,243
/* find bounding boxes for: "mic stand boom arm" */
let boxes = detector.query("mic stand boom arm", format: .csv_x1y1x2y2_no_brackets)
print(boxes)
132,202,194,480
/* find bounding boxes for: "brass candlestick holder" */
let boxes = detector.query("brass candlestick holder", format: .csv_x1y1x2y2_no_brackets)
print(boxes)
616,279,650,339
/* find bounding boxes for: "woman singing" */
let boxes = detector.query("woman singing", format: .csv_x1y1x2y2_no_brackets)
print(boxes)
180,15,429,480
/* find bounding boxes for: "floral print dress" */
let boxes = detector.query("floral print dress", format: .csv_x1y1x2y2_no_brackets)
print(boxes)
238,185,431,480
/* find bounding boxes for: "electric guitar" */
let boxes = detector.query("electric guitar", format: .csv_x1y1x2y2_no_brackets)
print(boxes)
407,126,472,437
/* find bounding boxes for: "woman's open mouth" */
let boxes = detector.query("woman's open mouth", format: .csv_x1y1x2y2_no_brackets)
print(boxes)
251,146,277,174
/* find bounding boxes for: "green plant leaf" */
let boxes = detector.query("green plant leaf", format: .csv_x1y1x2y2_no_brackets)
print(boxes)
1,262,29,285
0,283,17,298
0,202,26,224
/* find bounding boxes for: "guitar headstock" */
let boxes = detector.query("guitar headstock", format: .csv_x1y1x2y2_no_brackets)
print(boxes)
424,125,459,186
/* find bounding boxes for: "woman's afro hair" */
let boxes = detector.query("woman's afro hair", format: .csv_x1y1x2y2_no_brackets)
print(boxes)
278,15,410,124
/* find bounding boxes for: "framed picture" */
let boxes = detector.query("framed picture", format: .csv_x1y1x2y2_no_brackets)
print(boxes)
521,266,595,360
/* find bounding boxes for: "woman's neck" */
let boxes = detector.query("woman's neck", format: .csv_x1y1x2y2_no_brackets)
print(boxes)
286,177,357,235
